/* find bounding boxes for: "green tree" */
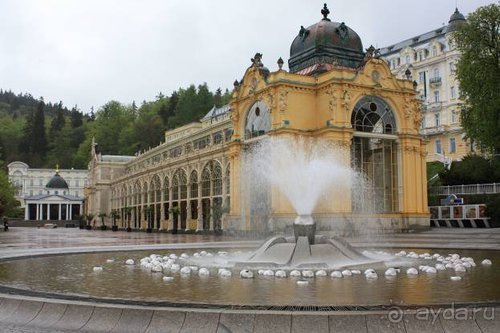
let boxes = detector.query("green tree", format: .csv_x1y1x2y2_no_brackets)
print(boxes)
49,102,65,138
454,4,500,152
0,161,20,217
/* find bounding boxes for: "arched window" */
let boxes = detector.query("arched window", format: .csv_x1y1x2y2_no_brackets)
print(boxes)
201,164,211,197
143,182,148,204
190,171,198,198
213,163,223,196
351,96,399,213
172,171,179,201
351,96,396,134
180,170,187,200
245,101,271,139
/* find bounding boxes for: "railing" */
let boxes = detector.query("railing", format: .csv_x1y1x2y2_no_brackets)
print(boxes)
429,77,442,86
425,101,442,112
421,125,448,135
431,183,500,195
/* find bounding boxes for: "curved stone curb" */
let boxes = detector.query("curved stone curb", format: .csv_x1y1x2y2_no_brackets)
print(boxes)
0,294,499,333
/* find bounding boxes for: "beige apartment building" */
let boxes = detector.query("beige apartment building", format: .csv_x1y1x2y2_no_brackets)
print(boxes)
380,8,472,163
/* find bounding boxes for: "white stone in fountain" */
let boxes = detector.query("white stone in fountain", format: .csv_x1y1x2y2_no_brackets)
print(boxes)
425,267,437,274
315,270,327,277
445,263,455,269
163,276,174,282
351,270,361,275
384,268,397,276
365,272,378,279
152,265,162,273
198,268,210,276
189,266,199,271
450,276,462,281
257,269,265,275
93,266,103,272
341,270,352,277
454,265,466,272
170,264,180,272
302,270,314,278
169,254,178,259
240,269,254,278
219,269,232,277
180,253,189,259
125,259,134,265
193,252,200,257
296,280,309,286
275,270,287,278
364,269,375,275
263,270,274,276
435,264,446,271
180,266,191,275
330,271,342,278
406,268,418,275
481,259,492,265
290,270,301,277
200,251,207,256
106,259,114,263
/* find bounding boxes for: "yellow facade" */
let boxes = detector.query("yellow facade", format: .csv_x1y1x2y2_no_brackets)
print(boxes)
224,56,428,232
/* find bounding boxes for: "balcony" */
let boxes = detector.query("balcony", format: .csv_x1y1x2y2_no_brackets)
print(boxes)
425,101,442,112
429,76,442,87
421,125,449,135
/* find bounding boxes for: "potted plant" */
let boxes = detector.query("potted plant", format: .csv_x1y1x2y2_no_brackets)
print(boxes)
85,213,94,230
98,212,107,230
124,207,132,232
169,206,180,234
144,206,153,233
110,209,120,231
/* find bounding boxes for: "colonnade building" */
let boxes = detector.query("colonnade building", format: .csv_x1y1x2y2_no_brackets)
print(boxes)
86,5,429,233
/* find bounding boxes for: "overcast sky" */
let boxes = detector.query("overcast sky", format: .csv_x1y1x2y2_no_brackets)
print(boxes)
0,0,493,113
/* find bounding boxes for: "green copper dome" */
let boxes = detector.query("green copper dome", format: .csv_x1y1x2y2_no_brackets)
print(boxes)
289,4,364,74
46,172,69,189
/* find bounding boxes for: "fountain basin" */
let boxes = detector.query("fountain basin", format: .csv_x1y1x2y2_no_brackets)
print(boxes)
0,245,499,308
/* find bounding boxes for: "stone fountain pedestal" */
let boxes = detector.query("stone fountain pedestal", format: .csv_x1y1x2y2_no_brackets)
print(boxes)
235,215,376,269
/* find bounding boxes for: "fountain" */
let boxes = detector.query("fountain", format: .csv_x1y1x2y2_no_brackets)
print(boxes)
234,136,379,268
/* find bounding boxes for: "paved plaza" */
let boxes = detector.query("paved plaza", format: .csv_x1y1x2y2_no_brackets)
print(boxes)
0,227,499,332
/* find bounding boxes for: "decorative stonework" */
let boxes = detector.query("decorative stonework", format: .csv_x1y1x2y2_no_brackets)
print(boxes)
325,87,338,115
278,89,289,113
341,89,351,113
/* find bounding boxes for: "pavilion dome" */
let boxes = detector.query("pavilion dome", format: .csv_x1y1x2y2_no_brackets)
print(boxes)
447,8,466,32
46,171,69,189
288,4,365,74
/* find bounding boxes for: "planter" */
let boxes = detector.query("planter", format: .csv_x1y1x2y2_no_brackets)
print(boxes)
100,225,107,231
85,225,92,230
126,227,132,232
112,225,118,232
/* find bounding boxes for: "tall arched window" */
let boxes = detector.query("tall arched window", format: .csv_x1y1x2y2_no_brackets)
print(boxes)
213,163,223,196
201,164,211,197
190,171,198,198
172,171,179,201
245,101,271,139
351,96,399,213
225,164,230,195
180,170,187,200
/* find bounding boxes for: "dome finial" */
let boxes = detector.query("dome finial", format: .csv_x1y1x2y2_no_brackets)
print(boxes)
55,164,59,174
321,3,331,21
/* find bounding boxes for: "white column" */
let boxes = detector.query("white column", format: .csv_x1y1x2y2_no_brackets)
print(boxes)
24,204,29,220
37,204,40,220
58,204,62,221
69,204,72,220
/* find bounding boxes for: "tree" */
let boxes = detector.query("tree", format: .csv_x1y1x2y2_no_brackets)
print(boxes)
0,161,20,218
454,4,500,153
